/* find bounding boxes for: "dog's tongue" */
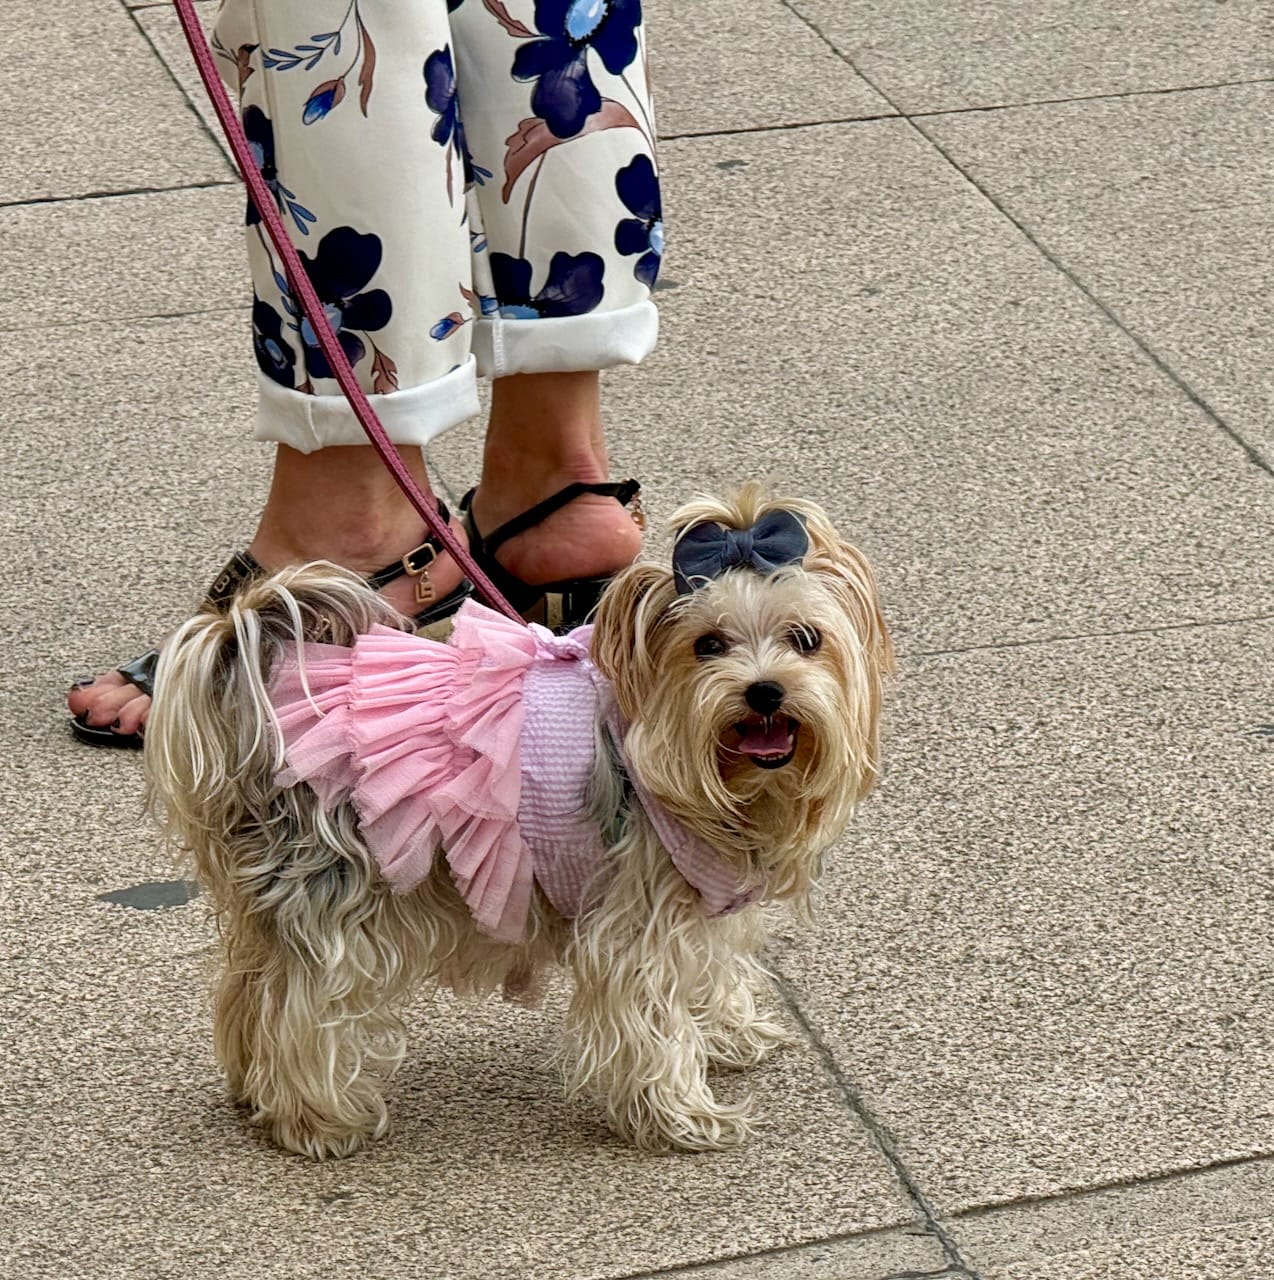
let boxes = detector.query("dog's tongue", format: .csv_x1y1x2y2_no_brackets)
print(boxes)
738,718,794,758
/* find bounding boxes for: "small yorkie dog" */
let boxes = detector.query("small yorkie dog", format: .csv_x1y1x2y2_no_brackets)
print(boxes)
147,485,893,1157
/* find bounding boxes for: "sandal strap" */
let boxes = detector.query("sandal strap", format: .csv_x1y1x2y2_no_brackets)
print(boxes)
205,550,264,610
117,648,161,699
365,498,454,590
474,480,642,556
201,500,454,606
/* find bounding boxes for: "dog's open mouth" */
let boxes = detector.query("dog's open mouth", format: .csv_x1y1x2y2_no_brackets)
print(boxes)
732,715,800,769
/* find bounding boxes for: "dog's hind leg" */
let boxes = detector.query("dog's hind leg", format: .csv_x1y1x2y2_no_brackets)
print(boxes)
210,804,430,1159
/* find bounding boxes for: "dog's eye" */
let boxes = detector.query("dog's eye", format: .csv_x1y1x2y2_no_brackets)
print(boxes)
788,625,822,654
693,633,729,660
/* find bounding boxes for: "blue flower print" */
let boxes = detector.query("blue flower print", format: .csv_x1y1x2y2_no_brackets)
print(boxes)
489,251,605,318
512,0,643,138
252,295,297,387
302,79,345,124
613,153,662,287
423,47,490,188
243,106,316,235
296,227,392,378
266,3,381,123
424,47,460,146
431,314,465,340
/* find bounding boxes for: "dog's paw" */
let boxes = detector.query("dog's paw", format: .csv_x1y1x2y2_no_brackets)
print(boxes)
619,1088,756,1153
261,1104,389,1161
703,1014,795,1072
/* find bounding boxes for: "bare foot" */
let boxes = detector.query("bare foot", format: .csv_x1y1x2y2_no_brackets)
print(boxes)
67,672,151,738
467,466,644,587
68,443,464,743
471,372,644,587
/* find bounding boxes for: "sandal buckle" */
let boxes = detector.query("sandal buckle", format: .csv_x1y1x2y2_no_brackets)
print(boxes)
402,542,439,606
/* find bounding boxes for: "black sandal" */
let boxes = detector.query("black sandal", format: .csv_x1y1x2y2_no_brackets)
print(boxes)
461,480,644,632
68,504,472,749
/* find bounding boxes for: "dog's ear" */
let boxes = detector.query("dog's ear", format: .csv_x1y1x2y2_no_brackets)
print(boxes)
590,560,678,719
804,529,895,800
796,507,895,682
816,536,894,679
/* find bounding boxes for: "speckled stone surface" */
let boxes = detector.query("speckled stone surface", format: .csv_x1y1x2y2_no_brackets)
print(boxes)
131,0,233,166
952,1158,1274,1278
786,0,1274,113
7,0,1274,1275
0,186,244,330
0,0,227,202
645,0,892,136
922,83,1274,462
590,121,1274,657
771,620,1274,1212
622,1227,946,1279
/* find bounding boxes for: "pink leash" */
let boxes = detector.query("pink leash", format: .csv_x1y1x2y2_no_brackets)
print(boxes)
172,0,523,624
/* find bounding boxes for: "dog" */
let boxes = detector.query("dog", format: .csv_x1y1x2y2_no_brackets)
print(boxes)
146,485,893,1157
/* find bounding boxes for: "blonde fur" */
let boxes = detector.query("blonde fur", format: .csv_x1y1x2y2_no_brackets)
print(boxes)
147,490,891,1156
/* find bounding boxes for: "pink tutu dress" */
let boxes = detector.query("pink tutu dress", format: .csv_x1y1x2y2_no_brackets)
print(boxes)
269,601,759,943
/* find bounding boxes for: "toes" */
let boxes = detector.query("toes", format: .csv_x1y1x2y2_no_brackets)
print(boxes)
66,671,127,716
111,694,151,738
77,681,144,728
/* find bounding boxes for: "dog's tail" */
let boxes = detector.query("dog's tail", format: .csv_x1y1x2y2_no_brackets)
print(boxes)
145,562,406,856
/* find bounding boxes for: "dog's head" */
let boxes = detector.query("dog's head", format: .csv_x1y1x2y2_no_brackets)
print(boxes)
592,484,894,897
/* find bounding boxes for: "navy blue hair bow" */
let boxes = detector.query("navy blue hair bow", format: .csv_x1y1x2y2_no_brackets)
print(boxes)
673,509,810,595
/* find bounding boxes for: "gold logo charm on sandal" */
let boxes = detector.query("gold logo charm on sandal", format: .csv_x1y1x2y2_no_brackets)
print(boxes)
402,542,439,606
628,491,647,531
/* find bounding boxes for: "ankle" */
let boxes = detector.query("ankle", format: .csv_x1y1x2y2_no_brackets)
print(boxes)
250,443,443,574
250,508,434,573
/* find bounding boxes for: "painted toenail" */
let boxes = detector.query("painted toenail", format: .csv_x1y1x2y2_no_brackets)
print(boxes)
71,677,96,689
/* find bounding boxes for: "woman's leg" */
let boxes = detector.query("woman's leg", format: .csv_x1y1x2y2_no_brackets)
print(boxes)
71,0,668,735
448,0,662,584
71,0,476,738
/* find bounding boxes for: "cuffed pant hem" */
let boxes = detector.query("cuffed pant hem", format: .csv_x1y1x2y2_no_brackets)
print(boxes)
472,300,659,379
252,356,481,452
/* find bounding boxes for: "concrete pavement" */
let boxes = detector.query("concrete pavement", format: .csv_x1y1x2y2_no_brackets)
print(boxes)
2,1,1271,1277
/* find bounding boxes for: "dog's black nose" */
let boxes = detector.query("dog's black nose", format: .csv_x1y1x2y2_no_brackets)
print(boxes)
744,681,786,716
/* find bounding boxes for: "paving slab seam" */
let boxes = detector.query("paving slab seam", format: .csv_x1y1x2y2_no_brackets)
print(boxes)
641,1268,967,1280
876,1271,967,1280
900,76,1274,120
778,0,1274,481
609,1228,961,1280
875,1271,966,1280
910,611,1274,660
662,112,900,141
121,0,237,178
1,302,251,336
946,1151,1274,1226
0,179,237,211
660,76,1274,143
905,116,1274,480
769,971,983,1279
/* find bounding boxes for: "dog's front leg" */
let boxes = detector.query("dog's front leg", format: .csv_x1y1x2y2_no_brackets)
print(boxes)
562,833,755,1152
692,914,795,1072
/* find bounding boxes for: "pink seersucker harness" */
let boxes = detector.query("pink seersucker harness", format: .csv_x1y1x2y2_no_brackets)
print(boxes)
269,601,759,943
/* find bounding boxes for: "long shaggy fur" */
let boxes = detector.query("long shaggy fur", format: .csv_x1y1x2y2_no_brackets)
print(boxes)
148,489,893,1156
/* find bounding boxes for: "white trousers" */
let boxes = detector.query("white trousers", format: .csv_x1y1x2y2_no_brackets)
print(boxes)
213,0,662,451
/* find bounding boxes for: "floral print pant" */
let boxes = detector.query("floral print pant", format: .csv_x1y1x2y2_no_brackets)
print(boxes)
212,0,662,451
